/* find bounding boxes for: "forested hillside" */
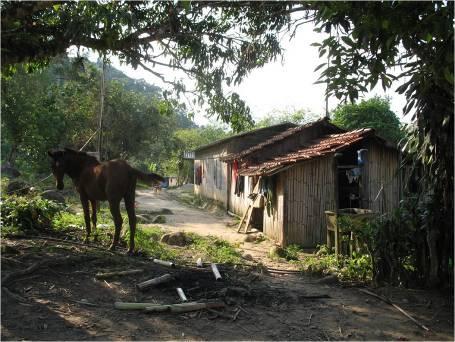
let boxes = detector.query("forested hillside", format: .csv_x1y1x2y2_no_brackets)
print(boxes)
1,55,228,178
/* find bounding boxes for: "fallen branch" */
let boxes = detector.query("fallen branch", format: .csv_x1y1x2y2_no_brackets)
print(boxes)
2,287,28,302
95,269,143,280
136,274,174,291
69,299,98,307
207,308,233,320
359,289,429,331
2,255,95,287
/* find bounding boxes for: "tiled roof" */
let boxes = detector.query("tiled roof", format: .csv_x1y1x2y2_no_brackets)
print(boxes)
220,117,343,162
238,128,374,176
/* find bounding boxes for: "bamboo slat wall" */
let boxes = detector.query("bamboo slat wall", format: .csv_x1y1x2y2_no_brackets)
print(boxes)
228,172,252,216
263,175,285,245
194,158,229,205
283,156,336,247
365,141,400,213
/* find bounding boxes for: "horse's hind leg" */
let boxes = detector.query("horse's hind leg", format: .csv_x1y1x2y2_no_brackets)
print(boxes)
81,196,91,243
124,191,136,255
108,200,123,251
90,200,98,243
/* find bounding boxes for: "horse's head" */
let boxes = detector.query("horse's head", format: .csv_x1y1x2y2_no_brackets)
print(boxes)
47,149,68,190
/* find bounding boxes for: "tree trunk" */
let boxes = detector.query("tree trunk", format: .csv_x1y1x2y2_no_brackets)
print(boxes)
426,226,440,287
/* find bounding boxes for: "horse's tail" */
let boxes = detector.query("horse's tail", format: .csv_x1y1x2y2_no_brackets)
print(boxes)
132,168,165,185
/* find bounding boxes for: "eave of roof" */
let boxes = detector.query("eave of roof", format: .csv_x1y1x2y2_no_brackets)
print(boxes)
220,117,344,162
238,128,375,176
193,122,297,153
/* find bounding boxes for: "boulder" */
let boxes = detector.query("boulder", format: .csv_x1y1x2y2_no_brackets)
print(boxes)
6,180,30,196
152,215,166,224
243,234,257,243
41,190,65,204
1,163,21,178
242,253,254,261
160,231,189,246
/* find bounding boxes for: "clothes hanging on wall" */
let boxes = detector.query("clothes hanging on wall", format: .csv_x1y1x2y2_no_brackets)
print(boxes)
346,167,361,184
259,176,275,216
195,165,202,185
235,175,244,196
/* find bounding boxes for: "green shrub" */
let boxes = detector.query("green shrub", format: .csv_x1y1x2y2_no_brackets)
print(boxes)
1,195,63,234
299,245,373,282
283,244,303,261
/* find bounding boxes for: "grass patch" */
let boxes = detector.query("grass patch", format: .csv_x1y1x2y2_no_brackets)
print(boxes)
186,233,243,264
298,245,373,282
124,225,177,260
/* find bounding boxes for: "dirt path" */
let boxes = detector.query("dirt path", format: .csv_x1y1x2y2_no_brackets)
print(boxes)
135,189,288,269
1,189,453,340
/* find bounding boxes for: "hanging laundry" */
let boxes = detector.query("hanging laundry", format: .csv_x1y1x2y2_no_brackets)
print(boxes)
346,167,361,184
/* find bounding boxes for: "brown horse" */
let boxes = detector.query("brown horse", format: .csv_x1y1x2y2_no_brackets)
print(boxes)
48,148,164,254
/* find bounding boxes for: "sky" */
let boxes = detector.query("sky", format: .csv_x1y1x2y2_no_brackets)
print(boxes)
106,22,409,126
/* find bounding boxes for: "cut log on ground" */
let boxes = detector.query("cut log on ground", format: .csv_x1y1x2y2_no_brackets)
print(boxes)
95,269,143,280
145,302,226,313
176,288,188,302
136,274,174,291
152,259,175,268
211,263,222,281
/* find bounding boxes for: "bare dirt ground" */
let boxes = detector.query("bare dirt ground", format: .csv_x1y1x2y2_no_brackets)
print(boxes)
1,188,453,341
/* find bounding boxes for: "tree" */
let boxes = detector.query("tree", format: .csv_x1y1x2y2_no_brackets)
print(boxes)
2,1,301,131
311,2,453,287
254,109,320,128
331,97,403,143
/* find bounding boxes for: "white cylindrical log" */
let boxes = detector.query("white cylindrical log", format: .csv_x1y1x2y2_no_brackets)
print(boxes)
196,258,203,267
176,288,188,302
136,273,173,291
211,263,222,281
153,259,175,268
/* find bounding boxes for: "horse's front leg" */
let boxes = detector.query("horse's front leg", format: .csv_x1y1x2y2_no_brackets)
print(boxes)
90,200,98,243
80,196,91,243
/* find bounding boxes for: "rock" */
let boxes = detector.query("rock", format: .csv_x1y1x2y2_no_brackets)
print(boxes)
41,190,65,204
269,245,285,258
242,253,254,261
1,163,21,178
6,180,30,196
244,234,257,243
316,274,339,285
160,231,189,246
152,215,166,224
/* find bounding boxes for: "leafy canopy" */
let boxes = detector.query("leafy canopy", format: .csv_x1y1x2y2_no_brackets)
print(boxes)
331,97,403,143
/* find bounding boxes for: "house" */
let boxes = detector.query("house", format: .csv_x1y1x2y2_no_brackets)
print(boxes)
222,118,400,247
193,122,297,206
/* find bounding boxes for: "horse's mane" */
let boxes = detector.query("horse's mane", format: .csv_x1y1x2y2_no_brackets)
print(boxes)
63,148,99,165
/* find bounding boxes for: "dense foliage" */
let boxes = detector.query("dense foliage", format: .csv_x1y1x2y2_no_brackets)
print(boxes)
331,97,403,143
1,56,196,175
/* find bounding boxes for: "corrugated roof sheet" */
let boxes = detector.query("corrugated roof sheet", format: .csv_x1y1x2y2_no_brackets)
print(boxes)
220,117,343,161
238,128,374,176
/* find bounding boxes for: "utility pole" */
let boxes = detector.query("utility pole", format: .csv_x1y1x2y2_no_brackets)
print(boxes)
97,58,106,161
325,32,331,118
